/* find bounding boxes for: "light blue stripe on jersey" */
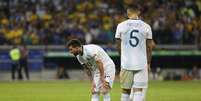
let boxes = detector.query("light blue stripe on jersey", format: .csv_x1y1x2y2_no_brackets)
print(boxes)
133,82,147,88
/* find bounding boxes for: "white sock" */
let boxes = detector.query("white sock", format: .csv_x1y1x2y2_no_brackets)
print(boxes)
121,93,130,101
132,92,143,101
131,89,146,101
103,93,110,101
142,88,147,101
130,89,133,100
91,94,99,101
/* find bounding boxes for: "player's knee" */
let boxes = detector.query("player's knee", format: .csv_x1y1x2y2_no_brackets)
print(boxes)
102,91,109,95
101,87,110,95
92,91,100,95
122,88,131,94
101,82,111,94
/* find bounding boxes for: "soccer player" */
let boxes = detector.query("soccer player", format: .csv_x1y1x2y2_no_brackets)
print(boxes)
66,39,116,101
115,6,154,101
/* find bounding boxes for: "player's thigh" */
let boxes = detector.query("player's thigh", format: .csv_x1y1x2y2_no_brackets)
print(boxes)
120,69,134,89
104,64,116,88
133,68,148,88
93,69,115,92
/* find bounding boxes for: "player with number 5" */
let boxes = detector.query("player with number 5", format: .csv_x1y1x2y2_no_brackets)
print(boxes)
115,5,154,101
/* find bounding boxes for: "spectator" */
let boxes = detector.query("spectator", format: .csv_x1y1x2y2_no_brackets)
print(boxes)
181,70,192,81
191,66,200,80
57,65,69,79
9,45,21,80
19,45,29,80
0,0,200,46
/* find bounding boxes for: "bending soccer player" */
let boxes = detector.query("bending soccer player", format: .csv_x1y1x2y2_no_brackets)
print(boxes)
66,39,116,101
115,6,154,101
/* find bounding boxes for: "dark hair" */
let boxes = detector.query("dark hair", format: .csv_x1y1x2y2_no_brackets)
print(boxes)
126,5,141,13
66,39,82,48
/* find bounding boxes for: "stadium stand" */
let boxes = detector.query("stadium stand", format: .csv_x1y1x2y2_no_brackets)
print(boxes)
0,0,201,80
0,0,200,45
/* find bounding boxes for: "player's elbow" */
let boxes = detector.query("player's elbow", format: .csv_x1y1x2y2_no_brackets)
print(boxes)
96,60,103,65
96,60,104,68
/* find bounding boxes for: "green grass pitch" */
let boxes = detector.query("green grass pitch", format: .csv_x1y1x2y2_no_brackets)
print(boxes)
0,80,201,101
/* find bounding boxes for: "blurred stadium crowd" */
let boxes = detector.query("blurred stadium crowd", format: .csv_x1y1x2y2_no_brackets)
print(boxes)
0,0,200,45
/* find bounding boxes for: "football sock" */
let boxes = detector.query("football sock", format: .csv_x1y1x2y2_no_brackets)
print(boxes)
103,93,110,101
130,91,133,101
91,94,99,101
130,89,134,101
121,93,130,101
142,88,147,101
132,91,143,101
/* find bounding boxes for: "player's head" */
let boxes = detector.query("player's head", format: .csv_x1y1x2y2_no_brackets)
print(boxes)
126,6,140,19
66,39,82,56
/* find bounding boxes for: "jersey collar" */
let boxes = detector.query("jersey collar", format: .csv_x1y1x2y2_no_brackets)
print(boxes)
129,18,141,20
80,46,84,56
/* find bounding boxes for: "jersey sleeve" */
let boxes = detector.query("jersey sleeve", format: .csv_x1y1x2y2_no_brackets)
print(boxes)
146,25,152,39
115,24,122,39
93,51,102,61
87,47,102,61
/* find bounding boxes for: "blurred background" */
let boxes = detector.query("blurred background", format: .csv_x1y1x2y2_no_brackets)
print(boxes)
0,0,201,81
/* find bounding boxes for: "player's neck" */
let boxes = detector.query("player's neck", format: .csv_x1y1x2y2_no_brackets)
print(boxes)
80,46,84,56
128,16,139,20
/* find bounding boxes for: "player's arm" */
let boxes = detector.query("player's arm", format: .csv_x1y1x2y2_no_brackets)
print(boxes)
95,60,105,82
96,59,110,93
115,38,121,55
82,64,93,82
151,40,156,48
146,39,154,72
146,24,154,71
115,24,122,55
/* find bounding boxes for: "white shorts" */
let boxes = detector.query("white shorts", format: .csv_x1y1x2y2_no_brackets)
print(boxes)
120,67,148,89
93,64,116,92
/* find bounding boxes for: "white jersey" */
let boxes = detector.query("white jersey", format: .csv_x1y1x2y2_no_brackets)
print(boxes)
115,19,152,70
76,44,115,72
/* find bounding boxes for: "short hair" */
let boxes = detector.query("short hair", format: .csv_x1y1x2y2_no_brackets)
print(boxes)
66,39,82,48
126,5,141,14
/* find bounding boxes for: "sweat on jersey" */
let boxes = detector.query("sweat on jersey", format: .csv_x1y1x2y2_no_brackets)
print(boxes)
115,19,152,70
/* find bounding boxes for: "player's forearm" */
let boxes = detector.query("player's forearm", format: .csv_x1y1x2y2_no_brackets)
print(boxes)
147,46,152,65
146,40,153,65
115,38,121,55
96,60,104,81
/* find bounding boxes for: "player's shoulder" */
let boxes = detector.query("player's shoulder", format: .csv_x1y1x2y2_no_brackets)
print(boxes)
84,44,99,48
84,44,100,52
140,20,151,28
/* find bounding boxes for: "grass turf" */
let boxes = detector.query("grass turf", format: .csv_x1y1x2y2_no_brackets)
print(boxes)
0,80,201,101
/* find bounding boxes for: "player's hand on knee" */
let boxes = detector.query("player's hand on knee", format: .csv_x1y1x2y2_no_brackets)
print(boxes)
101,82,110,94
100,86,109,94
103,81,110,89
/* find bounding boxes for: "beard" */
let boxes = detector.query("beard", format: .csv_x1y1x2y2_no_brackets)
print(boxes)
73,52,79,56
73,51,81,56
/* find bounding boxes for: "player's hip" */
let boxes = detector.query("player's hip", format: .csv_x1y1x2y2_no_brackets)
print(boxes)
120,68,148,89
121,63,147,70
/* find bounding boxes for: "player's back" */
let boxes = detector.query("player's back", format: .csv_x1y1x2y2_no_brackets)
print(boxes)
116,19,152,70
81,44,114,67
